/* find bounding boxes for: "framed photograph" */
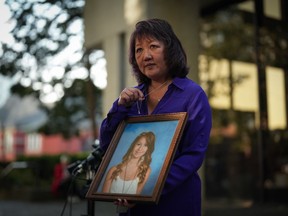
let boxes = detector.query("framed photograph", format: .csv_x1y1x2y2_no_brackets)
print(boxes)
86,112,187,204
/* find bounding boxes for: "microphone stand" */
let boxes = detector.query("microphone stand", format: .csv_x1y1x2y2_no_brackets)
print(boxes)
62,143,103,216
81,165,95,216
79,145,103,216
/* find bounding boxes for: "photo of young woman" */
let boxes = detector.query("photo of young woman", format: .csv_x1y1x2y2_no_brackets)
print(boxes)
102,131,155,194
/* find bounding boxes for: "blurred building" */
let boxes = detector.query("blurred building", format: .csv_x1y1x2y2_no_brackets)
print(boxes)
0,128,86,161
83,0,288,205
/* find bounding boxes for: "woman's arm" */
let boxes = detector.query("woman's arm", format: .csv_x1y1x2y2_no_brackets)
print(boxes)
100,100,130,151
162,90,212,195
100,87,144,151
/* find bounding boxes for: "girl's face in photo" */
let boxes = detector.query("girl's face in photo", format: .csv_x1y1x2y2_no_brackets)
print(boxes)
132,136,148,159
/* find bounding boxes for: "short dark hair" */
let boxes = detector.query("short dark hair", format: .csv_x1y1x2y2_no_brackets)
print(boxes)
129,18,189,84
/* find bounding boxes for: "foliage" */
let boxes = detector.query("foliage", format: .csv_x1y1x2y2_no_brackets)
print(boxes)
1,0,85,79
1,0,86,97
200,9,254,62
200,7,288,101
38,79,102,138
0,154,89,200
200,9,255,102
0,0,102,138
259,21,288,68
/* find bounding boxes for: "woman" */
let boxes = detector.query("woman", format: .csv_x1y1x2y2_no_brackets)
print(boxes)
100,18,212,216
102,131,155,194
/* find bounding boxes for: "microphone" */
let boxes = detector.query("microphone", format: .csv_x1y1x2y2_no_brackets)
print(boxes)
75,145,104,174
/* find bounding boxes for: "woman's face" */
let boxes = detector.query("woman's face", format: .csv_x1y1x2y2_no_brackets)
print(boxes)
132,136,148,159
135,37,169,82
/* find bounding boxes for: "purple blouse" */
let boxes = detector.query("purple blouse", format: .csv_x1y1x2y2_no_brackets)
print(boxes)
100,77,212,216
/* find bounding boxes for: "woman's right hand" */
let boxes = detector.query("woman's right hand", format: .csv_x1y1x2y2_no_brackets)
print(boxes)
118,87,144,107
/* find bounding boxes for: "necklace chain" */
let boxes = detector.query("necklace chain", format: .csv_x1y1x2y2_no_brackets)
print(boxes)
136,80,170,114
146,80,169,97
122,162,138,194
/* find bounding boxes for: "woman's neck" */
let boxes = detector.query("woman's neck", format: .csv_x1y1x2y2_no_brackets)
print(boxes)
146,79,172,114
150,78,172,89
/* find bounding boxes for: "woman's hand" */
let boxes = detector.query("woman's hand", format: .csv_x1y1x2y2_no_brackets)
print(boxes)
118,87,144,107
114,198,135,207
114,199,135,213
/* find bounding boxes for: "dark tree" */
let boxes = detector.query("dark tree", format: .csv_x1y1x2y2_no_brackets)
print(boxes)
0,0,102,139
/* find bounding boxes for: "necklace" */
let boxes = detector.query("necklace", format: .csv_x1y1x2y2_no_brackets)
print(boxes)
122,162,138,194
147,80,169,96
136,80,170,114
